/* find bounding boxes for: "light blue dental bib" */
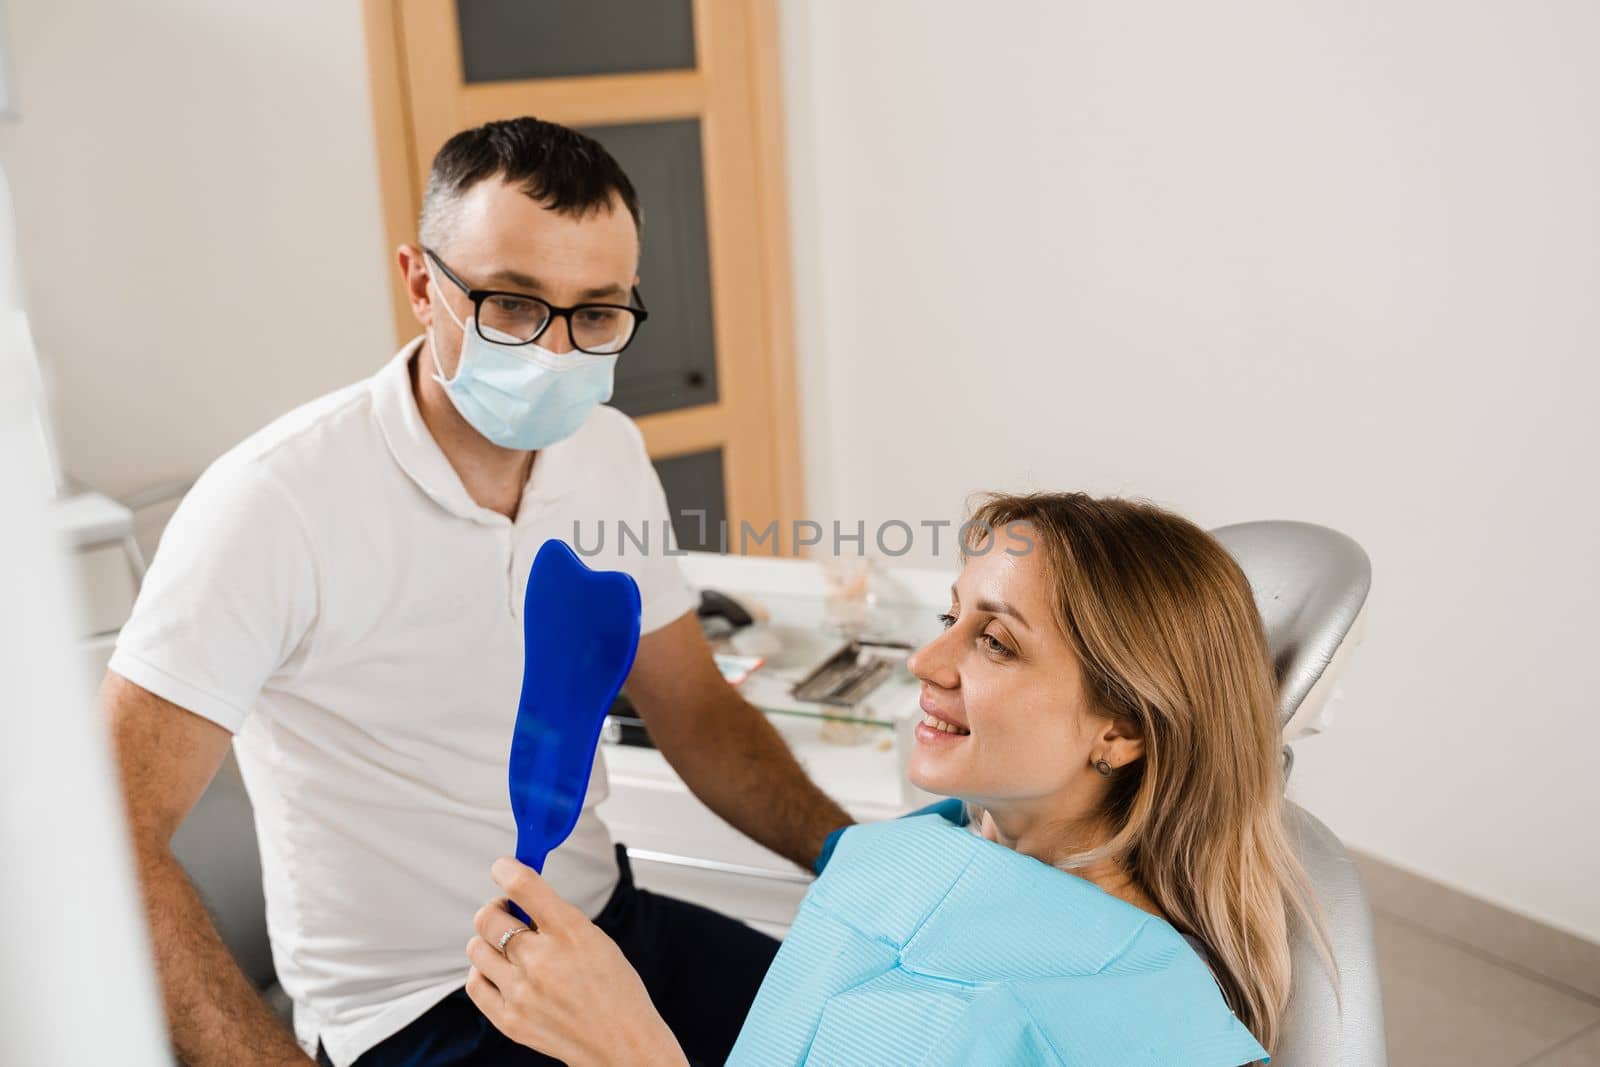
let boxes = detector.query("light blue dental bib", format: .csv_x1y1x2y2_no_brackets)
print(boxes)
730,815,1269,1066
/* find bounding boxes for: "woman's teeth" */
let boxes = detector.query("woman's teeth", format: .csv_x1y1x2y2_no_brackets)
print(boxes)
921,713,970,736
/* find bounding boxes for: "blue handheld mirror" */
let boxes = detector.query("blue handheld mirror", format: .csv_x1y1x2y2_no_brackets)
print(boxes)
506,539,641,923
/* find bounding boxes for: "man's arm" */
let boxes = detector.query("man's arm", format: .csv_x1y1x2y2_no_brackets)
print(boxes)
623,612,853,870
103,672,313,1066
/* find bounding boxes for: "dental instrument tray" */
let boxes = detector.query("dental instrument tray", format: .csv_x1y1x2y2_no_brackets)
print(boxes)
790,639,913,707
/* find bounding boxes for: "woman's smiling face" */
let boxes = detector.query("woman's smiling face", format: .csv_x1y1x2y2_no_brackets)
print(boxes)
906,546,1117,811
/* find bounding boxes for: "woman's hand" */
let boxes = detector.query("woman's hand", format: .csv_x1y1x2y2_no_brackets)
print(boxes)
466,857,688,1067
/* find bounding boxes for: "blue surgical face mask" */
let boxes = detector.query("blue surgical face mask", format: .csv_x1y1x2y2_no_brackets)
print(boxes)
426,270,618,451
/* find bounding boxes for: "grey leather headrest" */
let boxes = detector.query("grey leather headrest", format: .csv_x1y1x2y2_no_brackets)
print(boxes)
1209,521,1372,732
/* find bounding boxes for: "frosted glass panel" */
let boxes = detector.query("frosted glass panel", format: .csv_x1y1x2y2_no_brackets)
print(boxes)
456,0,696,83
654,448,726,553
584,120,718,417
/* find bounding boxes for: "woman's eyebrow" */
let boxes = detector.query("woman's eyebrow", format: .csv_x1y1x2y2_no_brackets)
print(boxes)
950,584,1030,629
975,597,1030,629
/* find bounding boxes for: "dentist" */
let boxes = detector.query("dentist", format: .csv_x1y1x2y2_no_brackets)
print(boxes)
104,117,851,1067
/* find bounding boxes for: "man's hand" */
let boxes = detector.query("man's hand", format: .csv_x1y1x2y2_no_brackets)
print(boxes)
104,672,313,1066
466,859,689,1067
622,612,853,871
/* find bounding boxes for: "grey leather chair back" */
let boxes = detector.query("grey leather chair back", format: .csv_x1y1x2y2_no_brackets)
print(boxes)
1214,520,1385,1066
171,750,281,1001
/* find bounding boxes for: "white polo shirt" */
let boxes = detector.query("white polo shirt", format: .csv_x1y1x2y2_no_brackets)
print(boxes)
109,340,696,1065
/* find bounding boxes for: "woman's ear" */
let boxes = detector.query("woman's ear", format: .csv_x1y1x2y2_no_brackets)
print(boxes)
1096,718,1144,771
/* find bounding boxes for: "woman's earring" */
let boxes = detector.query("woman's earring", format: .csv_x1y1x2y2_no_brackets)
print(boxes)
1094,757,1114,778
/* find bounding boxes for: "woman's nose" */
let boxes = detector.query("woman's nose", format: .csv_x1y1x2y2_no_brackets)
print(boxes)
908,631,959,690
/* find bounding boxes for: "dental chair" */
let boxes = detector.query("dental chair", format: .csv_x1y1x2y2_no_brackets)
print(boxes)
1212,520,1385,1066
172,521,1385,1064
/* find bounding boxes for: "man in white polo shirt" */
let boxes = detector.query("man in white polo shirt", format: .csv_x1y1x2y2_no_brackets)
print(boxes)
104,117,853,1067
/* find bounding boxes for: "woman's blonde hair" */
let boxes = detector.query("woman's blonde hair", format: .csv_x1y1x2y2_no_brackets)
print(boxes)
963,491,1329,1055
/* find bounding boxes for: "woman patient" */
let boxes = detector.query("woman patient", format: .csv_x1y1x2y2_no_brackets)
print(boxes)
462,492,1327,1065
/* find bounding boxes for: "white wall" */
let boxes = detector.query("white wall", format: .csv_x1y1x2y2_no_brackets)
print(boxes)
0,0,395,509
779,0,1600,941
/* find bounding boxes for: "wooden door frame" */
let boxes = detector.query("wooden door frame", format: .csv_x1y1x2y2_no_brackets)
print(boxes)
357,0,805,548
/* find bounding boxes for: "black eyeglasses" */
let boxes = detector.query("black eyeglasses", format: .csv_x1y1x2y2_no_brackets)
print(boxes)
423,247,648,356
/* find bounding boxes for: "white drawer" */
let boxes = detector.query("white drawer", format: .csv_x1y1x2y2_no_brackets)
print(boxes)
623,849,809,933
598,749,821,935
599,771,808,876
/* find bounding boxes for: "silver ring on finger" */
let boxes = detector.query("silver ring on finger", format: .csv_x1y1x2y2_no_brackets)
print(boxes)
496,925,532,956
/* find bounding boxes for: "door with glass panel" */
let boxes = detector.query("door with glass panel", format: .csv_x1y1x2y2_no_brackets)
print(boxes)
362,0,802,553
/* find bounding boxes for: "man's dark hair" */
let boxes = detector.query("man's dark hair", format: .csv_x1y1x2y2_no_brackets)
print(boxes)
418,116,641,249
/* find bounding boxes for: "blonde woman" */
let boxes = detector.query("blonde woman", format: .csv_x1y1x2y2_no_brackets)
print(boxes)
464,493,1327,1065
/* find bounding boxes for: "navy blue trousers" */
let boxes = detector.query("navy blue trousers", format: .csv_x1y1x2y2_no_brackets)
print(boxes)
320,846,780,1067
